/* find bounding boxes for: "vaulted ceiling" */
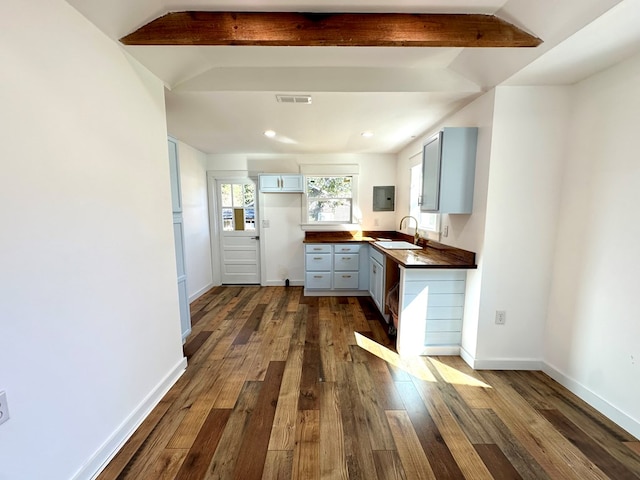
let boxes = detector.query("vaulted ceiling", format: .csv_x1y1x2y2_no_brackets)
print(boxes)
66,0,640,155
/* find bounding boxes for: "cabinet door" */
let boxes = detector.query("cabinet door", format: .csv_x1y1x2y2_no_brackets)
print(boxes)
369,258,384,312
259,175,281,192
259,174,304,192
280,175,304,192
421,132,442,212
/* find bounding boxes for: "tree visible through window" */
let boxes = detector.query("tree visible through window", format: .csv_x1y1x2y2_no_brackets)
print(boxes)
306,176,353,223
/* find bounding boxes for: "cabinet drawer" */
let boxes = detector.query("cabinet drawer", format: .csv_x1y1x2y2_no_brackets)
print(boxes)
333,272,359,289
334,253,359,271
306,273,331,289
306,253,331,271
305,244,331,254
334,244,361,253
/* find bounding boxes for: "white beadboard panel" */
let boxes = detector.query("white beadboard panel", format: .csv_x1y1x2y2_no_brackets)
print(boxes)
403,279,466,295
402,293,465,308
402,269,467,282
427,306,465,320
425,332,463,346
426,319,463,332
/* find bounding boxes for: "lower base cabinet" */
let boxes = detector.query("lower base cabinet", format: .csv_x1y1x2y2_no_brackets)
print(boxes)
304,243,369,295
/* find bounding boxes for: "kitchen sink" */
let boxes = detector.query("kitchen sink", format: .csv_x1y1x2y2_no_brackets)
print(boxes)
374,241,422,250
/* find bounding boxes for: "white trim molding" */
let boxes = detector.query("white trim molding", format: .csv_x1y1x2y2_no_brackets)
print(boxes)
542,362,640,439
459,348,543,370
75,357,188,480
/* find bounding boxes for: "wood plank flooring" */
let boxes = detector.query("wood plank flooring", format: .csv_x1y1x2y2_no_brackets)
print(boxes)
98,286,640,479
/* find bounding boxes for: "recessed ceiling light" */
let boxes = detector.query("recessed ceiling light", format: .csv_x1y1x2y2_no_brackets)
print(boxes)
264,130,276,138
361,131,374,138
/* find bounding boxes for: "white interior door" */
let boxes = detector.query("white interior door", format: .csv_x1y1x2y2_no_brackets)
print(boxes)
217,179,261,284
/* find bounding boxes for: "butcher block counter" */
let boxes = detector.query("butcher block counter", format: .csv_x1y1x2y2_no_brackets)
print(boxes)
303,231,477,269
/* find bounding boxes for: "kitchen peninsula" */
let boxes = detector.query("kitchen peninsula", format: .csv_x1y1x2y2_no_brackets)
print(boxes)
303,231,476,356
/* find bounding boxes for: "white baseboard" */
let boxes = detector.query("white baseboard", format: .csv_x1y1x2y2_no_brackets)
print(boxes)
263,280,304,287
459,348,542,370
542,362,640,439
188,282,215,303
72,357,188,480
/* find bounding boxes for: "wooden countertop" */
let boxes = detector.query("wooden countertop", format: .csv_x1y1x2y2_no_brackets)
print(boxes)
304,231,477,269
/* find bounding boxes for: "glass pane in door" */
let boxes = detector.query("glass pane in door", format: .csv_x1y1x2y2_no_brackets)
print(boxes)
220,182,256,232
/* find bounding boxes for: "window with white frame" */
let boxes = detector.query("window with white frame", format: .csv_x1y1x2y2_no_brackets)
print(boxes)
410,163,439,232
306,175,354,223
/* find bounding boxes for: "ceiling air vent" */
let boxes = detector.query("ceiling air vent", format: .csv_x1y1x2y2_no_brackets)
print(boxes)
276,94,312,104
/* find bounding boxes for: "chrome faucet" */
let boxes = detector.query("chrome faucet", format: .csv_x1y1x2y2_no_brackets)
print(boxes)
399,216,420,244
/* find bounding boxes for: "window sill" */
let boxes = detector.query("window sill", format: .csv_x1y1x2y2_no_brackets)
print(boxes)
300,223,361,232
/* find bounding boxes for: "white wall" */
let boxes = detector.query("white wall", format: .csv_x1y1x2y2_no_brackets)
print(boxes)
176,141,213,300
207,154,396,285
544,53,640,437
0,2,186,479
475,86,570,365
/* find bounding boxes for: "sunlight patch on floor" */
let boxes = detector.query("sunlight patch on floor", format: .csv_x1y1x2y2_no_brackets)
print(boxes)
354,332,491,389
428,357,492,388
354,332,436,382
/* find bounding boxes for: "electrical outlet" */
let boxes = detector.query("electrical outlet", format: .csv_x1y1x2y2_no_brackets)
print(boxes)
0,391,10,426
443,225,449,237
495,310,506,325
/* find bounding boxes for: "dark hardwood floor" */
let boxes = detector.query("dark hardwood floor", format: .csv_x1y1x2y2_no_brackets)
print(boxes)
98,286,640,479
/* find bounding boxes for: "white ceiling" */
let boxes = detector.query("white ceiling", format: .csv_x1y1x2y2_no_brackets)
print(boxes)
65,0,640,154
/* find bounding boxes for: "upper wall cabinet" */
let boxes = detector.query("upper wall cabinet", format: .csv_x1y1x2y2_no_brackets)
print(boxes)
259,174,304,193
421,127,478,214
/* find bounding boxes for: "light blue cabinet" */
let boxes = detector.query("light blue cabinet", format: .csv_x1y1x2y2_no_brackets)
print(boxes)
421,127,478,214
304,243,370,295
168,137,191,342
259,174,304,192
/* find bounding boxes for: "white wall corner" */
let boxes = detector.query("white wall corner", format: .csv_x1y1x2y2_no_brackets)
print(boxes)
189,283,216,303
542,362,640,439
74,357,188,480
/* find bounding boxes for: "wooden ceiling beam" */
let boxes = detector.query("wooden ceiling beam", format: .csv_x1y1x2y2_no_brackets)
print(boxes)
120,12,541,48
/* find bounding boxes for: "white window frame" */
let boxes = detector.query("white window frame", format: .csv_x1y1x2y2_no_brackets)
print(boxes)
305,175,355,224
300,164,360,231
